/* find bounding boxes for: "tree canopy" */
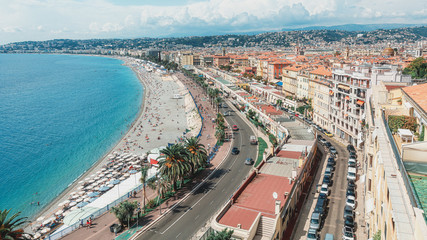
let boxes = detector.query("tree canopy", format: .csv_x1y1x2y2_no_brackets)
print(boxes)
403,57,427,79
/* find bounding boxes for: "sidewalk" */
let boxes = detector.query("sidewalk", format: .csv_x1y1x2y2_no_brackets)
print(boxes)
59,72,230,240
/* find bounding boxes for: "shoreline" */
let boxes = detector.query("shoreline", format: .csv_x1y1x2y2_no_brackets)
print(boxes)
27,56,149,228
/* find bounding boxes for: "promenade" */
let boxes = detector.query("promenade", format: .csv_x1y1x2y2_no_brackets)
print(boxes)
60,71,226,240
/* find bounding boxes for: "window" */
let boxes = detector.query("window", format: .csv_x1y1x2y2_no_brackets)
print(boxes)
368,179,372,191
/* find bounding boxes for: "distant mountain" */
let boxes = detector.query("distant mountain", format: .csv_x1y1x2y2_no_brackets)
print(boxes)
282,23,423,32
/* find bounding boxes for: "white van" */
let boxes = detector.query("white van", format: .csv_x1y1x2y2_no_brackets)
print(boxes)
250,135,258,145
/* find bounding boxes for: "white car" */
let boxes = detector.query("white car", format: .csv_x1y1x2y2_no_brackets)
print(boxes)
320,184,329,195
346,195,356,209
347,167,357,181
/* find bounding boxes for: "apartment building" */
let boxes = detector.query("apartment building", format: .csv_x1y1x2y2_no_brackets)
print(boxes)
180,52,193,66
309,67,333,129
296,69,310,100
213,55,230,67
329,64,410,148
282,65,304,98
267,61,291,83
363,83,427,240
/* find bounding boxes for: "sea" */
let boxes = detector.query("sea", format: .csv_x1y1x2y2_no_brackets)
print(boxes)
0,54,143,219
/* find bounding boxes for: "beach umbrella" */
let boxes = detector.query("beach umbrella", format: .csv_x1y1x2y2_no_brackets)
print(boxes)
111,170,119,175
106,173,113,178
117,162,124,166
78,180,84,184
55,210,63,216
69,191,76,196
84,177,91,181
88,179,95,184
94,176,100,180
90,174,96,177
42,217,55,225
101,167,107,171
77,186,84,190
40,228,51,234
88,192,100,197
69,201,77,207
108,184,114,188
75,197,83,203
99,185,110,192
119,176,126,181
129,170,138,174
99,173,105,177
88,197,98,203
36,216,45,222
94,186,100,191
124,173,130,177
96,179,104,185
83,196,91,202
78,191,85,195
109,179,120,185
58,200,70,207
76,202,89,208
70,206,78,211
96,170,102,174
85,185,93,190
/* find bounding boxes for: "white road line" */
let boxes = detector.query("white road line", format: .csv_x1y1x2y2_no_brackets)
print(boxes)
176,232,182,238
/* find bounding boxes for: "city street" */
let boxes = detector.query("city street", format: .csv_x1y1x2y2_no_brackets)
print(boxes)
136,103,257,240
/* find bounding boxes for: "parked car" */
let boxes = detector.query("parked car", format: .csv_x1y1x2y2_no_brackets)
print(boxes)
330,147,337,154
320,138,328,145
348,180,356,189
327,157,335,165
342,226,355,240
325,142,332,148
307,228,320,240
309,212,322,230
320,184,329,195
347,167,357,181
318,192,327,200
323,175,332,186
245,158,254,165
109,223,122,233
326,162,335,170
325,131,334,137
344,205,355,219
325,167,333,178
346,187,356,198
231,147,240,155
346,196,356,209
348,158,356,168
349,151,357,158
344,215,356,229
232,125,239,131
347,144,356,152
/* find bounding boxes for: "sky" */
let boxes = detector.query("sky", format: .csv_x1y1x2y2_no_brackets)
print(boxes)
0,0,426,44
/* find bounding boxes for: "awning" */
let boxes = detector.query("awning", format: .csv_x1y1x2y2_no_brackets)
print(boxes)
345,96,350,100
404,101,413,108
338,84,350,91
329,90,334,96
357,100,365,106
276,81,283,86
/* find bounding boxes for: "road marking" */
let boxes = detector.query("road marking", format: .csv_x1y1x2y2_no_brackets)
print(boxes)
176,232,182,238
210,200,214,205
195,215,199,220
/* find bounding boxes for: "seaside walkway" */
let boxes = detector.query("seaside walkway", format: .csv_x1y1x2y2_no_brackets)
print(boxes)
59,72,227,240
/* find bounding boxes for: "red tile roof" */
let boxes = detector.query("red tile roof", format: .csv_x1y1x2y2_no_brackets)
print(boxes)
385,85,405,91
276,150,302,159
402,83,427,113
218,206,259,230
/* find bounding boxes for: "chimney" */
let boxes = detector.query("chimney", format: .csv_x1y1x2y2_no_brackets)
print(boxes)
275,200,281,215
237,224,241,229
289,178,292,185
284,192,289,199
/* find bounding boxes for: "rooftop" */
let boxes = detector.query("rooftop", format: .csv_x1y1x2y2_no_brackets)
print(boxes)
402,83,427,114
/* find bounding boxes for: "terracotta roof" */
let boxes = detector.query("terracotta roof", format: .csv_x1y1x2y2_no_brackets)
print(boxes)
276,150,302,159
310,67,332,77
385,85,405,91
402,83,427,113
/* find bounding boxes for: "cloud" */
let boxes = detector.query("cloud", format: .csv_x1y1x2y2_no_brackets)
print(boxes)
0,0,425,44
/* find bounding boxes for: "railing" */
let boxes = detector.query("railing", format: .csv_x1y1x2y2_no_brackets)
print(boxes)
381,110,422,209
187,88,204,138
46,183,145,240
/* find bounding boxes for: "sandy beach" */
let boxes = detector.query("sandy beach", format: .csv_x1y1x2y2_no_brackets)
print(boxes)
26,56,201,235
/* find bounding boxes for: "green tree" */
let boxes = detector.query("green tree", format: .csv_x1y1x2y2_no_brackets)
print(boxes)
0,209,30,240
110,201,138,228
139,166,150,213
373,230,381,240
247,109,256,119
214,97,223,112
403,57,427,79
184,137,208,174
147,173,169,203
158,144,190,191
207,228,234,240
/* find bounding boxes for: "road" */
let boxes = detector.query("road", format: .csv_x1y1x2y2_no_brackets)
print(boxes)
319,134,349,238
137,103,257,240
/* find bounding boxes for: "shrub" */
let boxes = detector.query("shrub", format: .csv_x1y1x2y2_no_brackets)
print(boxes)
388,115,418,133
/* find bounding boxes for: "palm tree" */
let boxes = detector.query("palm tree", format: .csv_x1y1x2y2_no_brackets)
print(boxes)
0,209,30,240
214,97,222,112
216,113,224,125
184,137,208,173
147,173,169,203
110,201,138,228
215,126,225,142
157,144,190,191
139,166,150,213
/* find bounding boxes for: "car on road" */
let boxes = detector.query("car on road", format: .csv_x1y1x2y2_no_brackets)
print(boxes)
315,197,327,213
347,144,356,152
222,104,228,108
349,151,357,158
320,138,327,145
309,212,322,230
231,147,240,155
245,158,254,165
224,111,231,116
307,228,320,240
346,196,356,209
320,184,329,195
325,131,334,137
232,125,239,131
342,226,355,240
348,180,356,189
344,215,356,229
344,205,355,220
346,187,356,198
323,175,332,186
347,167,357,181
318,192,327,200
325,142,332,148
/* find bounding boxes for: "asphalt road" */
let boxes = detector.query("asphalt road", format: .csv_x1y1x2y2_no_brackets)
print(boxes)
137,103,257,240
318,133,349,239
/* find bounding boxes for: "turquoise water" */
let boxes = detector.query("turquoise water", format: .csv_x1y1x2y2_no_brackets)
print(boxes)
0,54,142,219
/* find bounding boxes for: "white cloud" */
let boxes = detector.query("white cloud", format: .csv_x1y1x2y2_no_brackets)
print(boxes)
0,0,425,44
